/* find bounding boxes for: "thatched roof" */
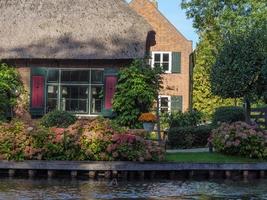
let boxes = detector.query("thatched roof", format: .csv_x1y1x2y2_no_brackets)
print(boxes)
0,0,153,60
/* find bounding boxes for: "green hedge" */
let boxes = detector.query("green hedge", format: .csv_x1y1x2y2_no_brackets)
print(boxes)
168,110,203,129
212,106,245,125
168,125,213,149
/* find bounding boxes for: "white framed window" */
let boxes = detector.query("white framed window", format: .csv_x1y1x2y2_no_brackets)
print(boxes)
151,51,172,73
159,95,171,113
46,68,104,116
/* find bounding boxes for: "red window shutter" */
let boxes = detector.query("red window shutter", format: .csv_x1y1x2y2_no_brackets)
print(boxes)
32,76,45,108
105,76,117,110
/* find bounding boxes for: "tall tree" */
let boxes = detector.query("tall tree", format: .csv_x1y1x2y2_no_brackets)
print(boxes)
181,0,267,118
193,35,234,119
211,23,267,121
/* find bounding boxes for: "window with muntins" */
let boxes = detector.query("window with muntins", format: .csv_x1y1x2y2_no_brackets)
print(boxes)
46,69,104,115
159,95,171,113
152,52,172,73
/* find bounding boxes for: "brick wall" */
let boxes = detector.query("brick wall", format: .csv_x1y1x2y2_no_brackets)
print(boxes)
130,0,193,111
17,67,30,93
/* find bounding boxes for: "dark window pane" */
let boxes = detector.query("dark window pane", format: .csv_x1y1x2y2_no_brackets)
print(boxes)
162,63,169,71
79,87,88,99
163,54,169,62
154,62,161,68
161,97,169,107
154,54,161,62
61,86,88,99
61,71,70,82
91,86,103,114
62,99,88,113
78,100,87,113
61,70,89,82
47,69,59,82
91,70,104,84
61,85,88,113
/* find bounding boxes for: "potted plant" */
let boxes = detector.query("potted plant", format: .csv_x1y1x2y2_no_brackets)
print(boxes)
138,113,157,132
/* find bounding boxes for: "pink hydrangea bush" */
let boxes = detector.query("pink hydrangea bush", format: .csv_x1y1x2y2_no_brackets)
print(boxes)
79,119,165,161
106,133,165,162
0,118,165,161
210,121,267,159
0,120,43,160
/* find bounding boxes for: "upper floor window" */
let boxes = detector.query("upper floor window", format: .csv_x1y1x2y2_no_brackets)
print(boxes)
151,52,172,73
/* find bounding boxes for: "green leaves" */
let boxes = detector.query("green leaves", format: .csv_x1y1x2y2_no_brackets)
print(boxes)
192,37,235,119
0,63,22,119
112,60,163,128
211,23,267,100
181,0,267,118
182,0,267,36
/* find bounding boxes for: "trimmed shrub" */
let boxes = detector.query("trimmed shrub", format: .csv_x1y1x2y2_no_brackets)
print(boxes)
210,121,267,159
40,110,77,128
168,125,213,149
169,110,203,129
212,106,245,125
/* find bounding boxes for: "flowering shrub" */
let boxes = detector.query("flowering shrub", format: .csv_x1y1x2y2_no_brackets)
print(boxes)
210,121,267,159
0,120,33,160
138,113,157,122
107,133,164,161
0,118,165,161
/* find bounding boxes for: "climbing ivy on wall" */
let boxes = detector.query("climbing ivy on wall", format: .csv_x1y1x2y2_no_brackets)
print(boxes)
0,63,22,120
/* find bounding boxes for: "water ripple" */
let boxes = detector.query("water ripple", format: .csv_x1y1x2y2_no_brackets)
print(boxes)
0,178,266,200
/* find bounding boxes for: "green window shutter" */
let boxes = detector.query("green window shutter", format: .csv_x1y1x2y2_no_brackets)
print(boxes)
171,52,181,73
171,96,183,112
31,67,47,76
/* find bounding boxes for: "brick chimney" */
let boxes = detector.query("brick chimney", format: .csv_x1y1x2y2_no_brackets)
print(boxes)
150,0,158,8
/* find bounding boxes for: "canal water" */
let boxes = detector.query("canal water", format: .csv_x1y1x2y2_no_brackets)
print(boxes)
0,178,266,200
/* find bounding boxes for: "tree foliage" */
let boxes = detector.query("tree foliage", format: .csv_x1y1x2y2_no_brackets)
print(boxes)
0,63,22,120
181,0,267,36
112,60,162,128
181,0,267,117
211,24,267,101
193,36,234,119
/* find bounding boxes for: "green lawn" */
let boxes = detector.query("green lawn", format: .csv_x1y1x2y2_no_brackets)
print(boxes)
165,152,266,163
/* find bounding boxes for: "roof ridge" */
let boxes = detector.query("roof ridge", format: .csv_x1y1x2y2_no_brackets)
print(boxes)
129,0,192,42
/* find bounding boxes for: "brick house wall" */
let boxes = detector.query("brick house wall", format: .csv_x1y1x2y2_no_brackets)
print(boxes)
130,0,193,112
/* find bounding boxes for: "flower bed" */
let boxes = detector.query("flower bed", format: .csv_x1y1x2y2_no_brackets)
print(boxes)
0,118,165,161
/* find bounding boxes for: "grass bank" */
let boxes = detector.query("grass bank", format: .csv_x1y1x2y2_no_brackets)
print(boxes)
165,152,266,163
